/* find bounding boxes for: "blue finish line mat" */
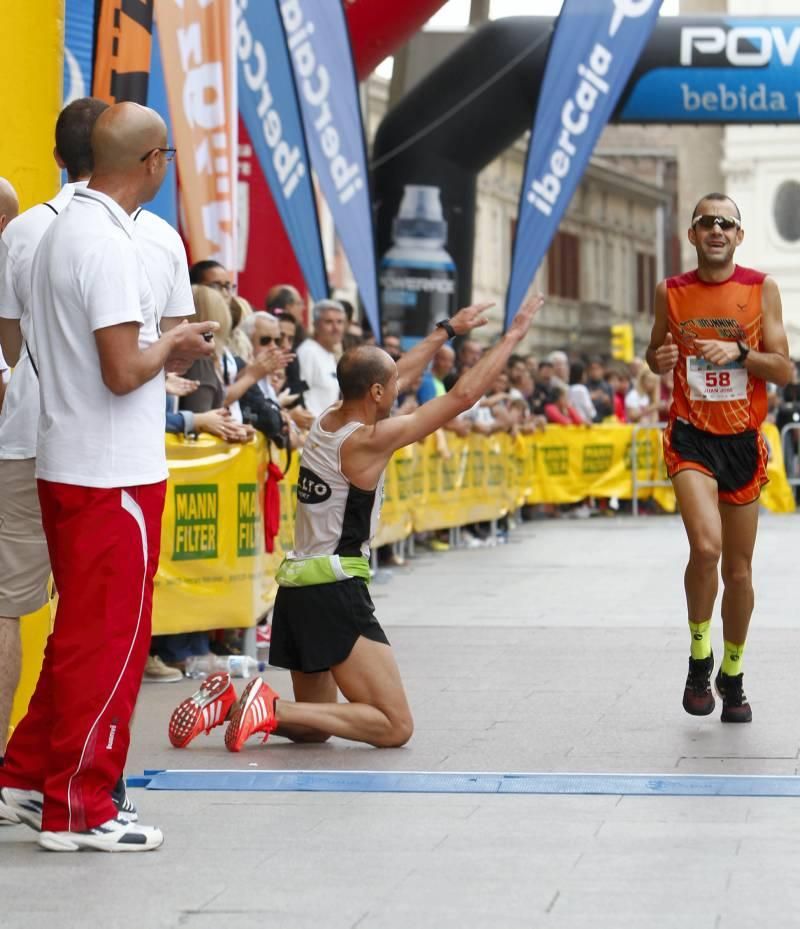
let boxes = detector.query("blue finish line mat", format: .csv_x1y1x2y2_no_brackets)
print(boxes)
128,770,800,797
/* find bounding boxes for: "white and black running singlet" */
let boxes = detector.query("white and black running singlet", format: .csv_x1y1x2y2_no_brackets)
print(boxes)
292,413,385,560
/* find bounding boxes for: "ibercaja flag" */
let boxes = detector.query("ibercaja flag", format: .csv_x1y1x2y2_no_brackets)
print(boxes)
154,0,238,270
505,0,663,327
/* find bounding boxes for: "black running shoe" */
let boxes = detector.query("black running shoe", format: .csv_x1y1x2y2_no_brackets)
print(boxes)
714,670,752,723
682,654,715,716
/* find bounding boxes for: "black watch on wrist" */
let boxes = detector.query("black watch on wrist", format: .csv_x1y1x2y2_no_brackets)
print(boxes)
736,340,750,364
435,319,456,340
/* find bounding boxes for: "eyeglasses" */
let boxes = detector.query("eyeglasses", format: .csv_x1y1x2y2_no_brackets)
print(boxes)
139,147,177,163
208,280,235,294
692,214,741,231
259,335,277,346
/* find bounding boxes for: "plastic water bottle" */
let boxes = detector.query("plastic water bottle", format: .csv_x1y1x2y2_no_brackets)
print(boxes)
379,184,457,349
184,655,266,680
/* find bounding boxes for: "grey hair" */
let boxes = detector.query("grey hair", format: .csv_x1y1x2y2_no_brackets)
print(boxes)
547,350,568,366
241,311,277,339
312,299,346,324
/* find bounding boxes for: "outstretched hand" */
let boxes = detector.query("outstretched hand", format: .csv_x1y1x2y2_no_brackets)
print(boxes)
449,302,493,336
507,294,545,340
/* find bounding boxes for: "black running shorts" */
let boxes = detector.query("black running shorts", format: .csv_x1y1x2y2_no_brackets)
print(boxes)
663,418,768,505
269,577,390,673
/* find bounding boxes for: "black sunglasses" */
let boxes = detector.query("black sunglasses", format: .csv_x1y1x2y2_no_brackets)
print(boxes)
259,335,277,346
692,214,740,231
139,147,177,163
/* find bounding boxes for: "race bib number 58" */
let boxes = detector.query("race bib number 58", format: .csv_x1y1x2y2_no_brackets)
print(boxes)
687,356,747,402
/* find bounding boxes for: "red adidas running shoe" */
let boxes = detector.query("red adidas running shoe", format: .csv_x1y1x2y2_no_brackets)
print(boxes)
168,672,237,748
224,677,279,752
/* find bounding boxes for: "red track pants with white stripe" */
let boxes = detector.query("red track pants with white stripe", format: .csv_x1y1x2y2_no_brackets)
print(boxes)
0,480,165,832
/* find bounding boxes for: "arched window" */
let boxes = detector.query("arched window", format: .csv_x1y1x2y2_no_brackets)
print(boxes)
774,181,800,243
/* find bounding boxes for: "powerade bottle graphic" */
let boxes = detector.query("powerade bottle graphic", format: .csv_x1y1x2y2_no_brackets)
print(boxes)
379,185,457,348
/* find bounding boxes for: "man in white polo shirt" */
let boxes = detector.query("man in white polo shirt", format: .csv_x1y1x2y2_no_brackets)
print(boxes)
0,99,196,819
297,299,346,416
0,102,213,853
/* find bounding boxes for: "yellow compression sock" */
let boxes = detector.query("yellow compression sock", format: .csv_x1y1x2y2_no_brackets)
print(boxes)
721,640,745,676
689,621,712,660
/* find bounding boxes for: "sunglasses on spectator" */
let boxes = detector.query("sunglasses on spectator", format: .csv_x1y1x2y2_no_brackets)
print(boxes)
209,281,235,294
139,147,177,163
259,335,277,346
692,215,740,231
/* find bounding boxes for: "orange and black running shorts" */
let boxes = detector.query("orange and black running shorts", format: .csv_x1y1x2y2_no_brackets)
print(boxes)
663,418,768,506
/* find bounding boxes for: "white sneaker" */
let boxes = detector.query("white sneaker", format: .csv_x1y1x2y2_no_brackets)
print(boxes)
39,817,163,852
0,787,43,830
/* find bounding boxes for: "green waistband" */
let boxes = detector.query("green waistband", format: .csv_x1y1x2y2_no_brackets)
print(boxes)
276,554,371,588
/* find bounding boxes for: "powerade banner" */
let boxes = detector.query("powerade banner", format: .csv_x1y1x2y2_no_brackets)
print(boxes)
619,18,800,122
93,0,155,104
155,0,238,269
505,0,662,326
64,0,96,104
281,0,381,341
235,0,327,302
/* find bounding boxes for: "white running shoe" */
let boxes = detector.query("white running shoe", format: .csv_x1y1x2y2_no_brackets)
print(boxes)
0,787,44,831
39,817,164,852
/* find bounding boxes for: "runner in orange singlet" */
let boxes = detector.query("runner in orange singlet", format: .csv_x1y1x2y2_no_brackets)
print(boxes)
646,193,792,724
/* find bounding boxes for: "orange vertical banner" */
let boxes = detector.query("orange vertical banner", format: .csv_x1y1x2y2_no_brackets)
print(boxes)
153,0,237,269
93,0,155,103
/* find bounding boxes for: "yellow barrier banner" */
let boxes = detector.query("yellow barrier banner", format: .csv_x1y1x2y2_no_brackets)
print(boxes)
374,444,415,547
524,424,652,505
761,422,796,514
9,603,52,736
153,434,275,633
1,0,63,210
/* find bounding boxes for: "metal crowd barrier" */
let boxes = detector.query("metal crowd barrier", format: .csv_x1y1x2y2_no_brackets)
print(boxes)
780,422,800,495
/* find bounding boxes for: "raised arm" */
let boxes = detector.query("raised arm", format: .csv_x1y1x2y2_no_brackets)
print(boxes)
395,303,491,393
348,297,544,486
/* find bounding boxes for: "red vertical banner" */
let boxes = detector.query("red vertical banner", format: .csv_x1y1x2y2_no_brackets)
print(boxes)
237,117,306,309
154,0,237,269
93,0,155,103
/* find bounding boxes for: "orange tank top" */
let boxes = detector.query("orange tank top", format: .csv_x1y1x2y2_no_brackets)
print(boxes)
667,265,766,435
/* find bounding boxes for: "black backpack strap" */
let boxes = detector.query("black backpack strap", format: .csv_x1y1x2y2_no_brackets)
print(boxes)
25,340,39,378
24,201,59,377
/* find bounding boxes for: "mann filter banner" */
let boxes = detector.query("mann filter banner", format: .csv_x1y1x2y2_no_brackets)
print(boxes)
93,0,155,104
236,0,328,301
154,435,279,635
505,0,662,326
64,0,96,104
155,0,238,269
620,18,800,122
281,0,381,340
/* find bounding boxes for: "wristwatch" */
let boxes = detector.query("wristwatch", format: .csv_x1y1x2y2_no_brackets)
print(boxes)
435,319,456,340
736,340,750,363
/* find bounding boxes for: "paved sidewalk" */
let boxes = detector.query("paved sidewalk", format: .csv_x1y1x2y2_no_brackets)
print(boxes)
3,513,800,929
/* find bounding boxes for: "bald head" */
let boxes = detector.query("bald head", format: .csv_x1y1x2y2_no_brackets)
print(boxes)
0,177,19,236
91,102,167,174
432,343,455,378
337,345,395,402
